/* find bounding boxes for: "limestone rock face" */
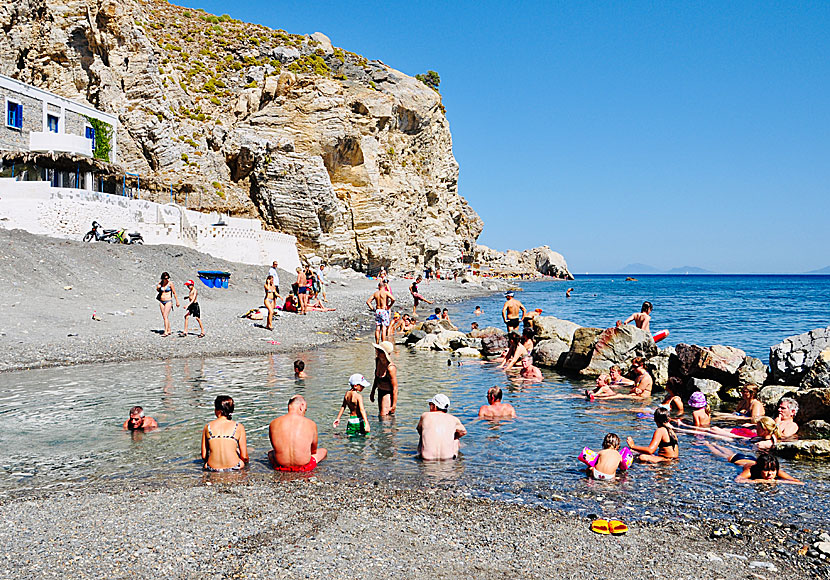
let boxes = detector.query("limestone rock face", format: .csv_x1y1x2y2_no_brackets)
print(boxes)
793,388,830,423
0,0,483,272
580,325,657,377
560,327,603,371
800,349,830,390
533,338,570,369
475,245,574,279
769,326,830,385
737,356,768,387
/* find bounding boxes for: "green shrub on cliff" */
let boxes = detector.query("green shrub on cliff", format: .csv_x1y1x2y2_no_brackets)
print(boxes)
415,70,441,92
287,54,330,77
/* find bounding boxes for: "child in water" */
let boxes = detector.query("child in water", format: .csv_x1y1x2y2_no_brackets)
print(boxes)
586,433,626,481
333,374,372,435
687,391,711,427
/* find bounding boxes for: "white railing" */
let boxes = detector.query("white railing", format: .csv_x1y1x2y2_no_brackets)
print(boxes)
29,132,93,157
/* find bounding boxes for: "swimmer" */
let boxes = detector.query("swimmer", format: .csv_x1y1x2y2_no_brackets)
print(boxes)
626,407,678,463
586,433,624,481
294,360,308,379
519,356,543,381
775,398,799,438
123,406,158,431
660,377,684,415
268,395,327,472
735,452,803,484
566,288,573,298
474,306,482,316
478,386,517,419
333,374,372,435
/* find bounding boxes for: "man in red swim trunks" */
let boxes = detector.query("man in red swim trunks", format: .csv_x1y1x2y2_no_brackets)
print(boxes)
268,395,327,472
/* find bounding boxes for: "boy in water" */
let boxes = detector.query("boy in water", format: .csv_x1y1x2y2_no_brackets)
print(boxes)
587,433,625,481
294,360,308,379
333,374,372,435
181,280,204,337
619,301,652,333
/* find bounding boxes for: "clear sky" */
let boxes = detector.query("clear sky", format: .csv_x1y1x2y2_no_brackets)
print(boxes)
177,1,829,273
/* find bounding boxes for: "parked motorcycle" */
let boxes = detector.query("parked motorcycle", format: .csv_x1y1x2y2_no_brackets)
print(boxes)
113,228,144,245
83,221,119,243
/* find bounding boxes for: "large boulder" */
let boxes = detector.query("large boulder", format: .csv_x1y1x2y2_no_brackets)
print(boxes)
800,420,830,440
670,344,746,386
404,329,427,345
532,316,579,345
688,377,723,407
646,351,672,388
775,439,830,459
533,338,570,369
434,331,468,350
559,327,603,371
481,334,508,356
413,334,449,351
800,349,830,390
580,325,657,377
450,336,482,351
737,356,768,387
455,347,483,358
792,388,830,423
769,326,830,384
474,326,504,339
421,320,441,334
757,385,798,409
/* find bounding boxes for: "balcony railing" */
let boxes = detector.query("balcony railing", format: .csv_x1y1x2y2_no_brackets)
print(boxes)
29,132,93,157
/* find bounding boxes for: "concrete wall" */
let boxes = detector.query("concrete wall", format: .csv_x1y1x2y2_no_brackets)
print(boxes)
0,180,301,269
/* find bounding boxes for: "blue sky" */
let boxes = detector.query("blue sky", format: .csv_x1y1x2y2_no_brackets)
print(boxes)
178,1,830,273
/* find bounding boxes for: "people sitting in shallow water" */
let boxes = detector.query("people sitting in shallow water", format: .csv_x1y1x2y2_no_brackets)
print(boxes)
201,396,248,472
685,391,711,427
660,377,684,415
586,433,626,481
478,386,516,420
704,416,780,451
713,384,765,423
499,332,528,371
519,356,543,381
294,360,308,379
590,358,653,400
268,395,327,472
123,406,158,431
333,374,372,435
626,407,678,463
775,398,799,438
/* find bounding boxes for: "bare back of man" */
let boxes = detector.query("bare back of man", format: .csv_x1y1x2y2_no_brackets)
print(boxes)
478,401,516,420
268,396,327,470
367,284,396,342
417,399,466,460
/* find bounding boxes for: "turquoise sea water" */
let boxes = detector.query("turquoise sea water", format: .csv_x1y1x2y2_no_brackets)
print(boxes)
0,276,828,525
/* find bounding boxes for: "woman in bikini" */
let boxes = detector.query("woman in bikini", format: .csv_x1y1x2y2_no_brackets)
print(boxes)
156,272,179,337
369,341,398,416
626,407,679,463
264,275,278,330
201,395,248,472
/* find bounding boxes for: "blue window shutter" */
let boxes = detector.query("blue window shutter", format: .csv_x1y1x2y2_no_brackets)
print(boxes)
85,126,96,150
14,103,22,129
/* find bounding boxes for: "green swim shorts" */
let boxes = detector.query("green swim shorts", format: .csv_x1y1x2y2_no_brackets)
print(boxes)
346,416,367,436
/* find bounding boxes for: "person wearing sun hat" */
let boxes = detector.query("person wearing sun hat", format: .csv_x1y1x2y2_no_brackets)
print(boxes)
687,390,711,427
181,279,204,338
370,341,398,416
417,393,467,460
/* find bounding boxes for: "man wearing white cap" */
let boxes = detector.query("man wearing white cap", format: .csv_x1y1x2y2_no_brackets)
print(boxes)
417,394,467,460
501,291,525,333
333,373,372,435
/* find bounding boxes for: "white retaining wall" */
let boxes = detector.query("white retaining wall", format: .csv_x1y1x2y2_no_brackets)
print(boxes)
0,180,300,269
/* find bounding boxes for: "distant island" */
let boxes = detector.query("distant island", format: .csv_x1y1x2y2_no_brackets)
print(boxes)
616,264,715,274
806,266,830,274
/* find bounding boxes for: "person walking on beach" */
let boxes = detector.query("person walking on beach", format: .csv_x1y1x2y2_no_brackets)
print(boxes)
201,395,248,472
417,394,466,460
478,387,516,419
333,374,372,435
123,406,158,431
367,282,395,343
618,301,652,333
502,291,526,334
370,341,398,416
264,275,278,331
296,267,309,315
181,280,204,338
156,272,179,337
268,395,327,472
409,275,432,315
314,263,328,302
268,260,281,295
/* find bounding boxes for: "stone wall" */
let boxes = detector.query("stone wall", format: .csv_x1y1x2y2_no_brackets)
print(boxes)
0,88,42,151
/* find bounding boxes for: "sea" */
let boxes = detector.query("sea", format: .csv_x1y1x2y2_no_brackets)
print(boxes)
0,275,828,525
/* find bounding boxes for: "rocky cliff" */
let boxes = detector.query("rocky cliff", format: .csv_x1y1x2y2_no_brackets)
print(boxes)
0,0,482,271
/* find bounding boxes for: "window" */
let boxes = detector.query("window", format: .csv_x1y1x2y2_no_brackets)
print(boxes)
6,100,22,129
85,125,96,150
47,114,59,133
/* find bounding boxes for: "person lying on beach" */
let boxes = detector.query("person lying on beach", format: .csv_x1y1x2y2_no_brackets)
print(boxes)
123,406,158,431
626,407,678,463
201,396,248,472
617,301,652,334
499,332,528,370
268,395,327,472
776,398,799,438
417,394,466,460
294,360,308,379
586,433,625,481
478,386,517,420
333,374,372,435
519,356,543,381
735,452,803,484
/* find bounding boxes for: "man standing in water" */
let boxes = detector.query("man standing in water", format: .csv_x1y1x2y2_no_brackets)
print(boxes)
501,291,526,334
123,406,158,431
367,281,395,343
268,395,327,472
417,394,467,460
